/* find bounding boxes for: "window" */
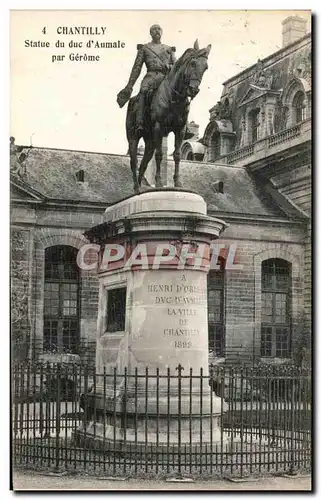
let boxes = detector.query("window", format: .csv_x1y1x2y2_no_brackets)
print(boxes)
249,109,260,143
106,287,127,332
210,132,221,161
293,90,305,124
44,246,80,352
208,266,225,356
261,259,291,358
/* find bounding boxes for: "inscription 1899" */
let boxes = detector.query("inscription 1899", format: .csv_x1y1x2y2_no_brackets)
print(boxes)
174,341,192,348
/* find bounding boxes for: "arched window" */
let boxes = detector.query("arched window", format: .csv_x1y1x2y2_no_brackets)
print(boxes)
208,263,225,356
293,90,305,124
261,259,291,358
44,245,80,353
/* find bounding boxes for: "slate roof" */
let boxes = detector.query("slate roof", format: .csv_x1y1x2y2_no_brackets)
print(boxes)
13,146,287,217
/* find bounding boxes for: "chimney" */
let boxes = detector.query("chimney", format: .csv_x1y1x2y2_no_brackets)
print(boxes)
282,16,307,48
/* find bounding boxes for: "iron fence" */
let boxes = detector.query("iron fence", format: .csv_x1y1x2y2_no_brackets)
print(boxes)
12,363,311,479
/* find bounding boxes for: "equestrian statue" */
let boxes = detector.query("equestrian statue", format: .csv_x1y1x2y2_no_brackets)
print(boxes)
117,24,211,193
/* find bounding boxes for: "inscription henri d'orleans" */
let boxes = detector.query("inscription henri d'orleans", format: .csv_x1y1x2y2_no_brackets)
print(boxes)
147,277,206,349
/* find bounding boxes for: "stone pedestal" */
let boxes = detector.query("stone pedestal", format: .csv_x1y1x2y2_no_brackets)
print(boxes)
76,189,228,453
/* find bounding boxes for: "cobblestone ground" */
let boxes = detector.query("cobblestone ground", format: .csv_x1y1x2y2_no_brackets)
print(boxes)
12,470,312,491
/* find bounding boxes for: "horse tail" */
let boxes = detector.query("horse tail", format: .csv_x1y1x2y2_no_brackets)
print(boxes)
126,96,137,141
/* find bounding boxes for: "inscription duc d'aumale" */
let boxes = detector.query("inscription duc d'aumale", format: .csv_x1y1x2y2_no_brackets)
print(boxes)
147,275,207,349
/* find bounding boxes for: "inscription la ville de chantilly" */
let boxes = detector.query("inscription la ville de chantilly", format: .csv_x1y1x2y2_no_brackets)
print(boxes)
24,26,125,63
147,281,206,350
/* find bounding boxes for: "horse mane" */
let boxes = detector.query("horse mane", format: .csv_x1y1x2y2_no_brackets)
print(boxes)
150,44,209,113
170,46,209,76
172,48,195,73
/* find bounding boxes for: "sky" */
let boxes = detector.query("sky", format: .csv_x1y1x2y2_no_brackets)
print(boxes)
10,9,311,155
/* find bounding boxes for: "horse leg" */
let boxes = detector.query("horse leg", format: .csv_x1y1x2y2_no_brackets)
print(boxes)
154,122,163,188
128,138,140,193
173,128,185,188
138,139,155,187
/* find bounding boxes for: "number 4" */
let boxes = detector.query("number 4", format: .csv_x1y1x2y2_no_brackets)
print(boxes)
42,27,46,34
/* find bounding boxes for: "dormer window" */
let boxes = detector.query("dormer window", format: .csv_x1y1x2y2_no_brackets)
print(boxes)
210,132,221,161
282,78,310,128
249,109,260,143
293,90,305,124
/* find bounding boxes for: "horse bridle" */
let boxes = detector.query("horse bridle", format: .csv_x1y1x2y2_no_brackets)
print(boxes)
171,54,205,103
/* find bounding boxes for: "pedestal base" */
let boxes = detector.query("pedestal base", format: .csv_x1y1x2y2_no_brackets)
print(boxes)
74,414,229,456
73,392,229,457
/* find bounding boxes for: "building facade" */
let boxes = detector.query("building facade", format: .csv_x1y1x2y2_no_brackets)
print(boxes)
11,16,311,365
182,15,311,363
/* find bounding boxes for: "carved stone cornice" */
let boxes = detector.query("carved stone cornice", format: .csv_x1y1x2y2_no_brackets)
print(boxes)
238,87,282,108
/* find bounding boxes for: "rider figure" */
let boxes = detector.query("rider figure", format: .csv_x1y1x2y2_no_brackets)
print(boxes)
117,24,176,132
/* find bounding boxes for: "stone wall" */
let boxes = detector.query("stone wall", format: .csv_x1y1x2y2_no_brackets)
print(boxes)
277,166,311,320
11,199,307,364
11,206,103,359
267,155,311,330
213,219,305,362
11,228,32,360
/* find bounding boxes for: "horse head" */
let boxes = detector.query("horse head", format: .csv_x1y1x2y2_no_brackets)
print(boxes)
173,40,211,100
187,40,211,98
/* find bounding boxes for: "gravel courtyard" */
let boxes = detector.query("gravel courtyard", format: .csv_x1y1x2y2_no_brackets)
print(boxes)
12,469,312,491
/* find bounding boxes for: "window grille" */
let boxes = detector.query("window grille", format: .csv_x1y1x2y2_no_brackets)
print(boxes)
208,266,225,356
44,245,80,352
261,259,291,358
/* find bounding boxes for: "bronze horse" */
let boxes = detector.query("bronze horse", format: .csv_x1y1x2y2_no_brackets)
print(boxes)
126,40,211,193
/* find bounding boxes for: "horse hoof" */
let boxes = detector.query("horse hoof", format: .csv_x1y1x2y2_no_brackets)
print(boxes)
134,184,140,194
174,178,183,188
141,176,151,187
155,178,163,188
